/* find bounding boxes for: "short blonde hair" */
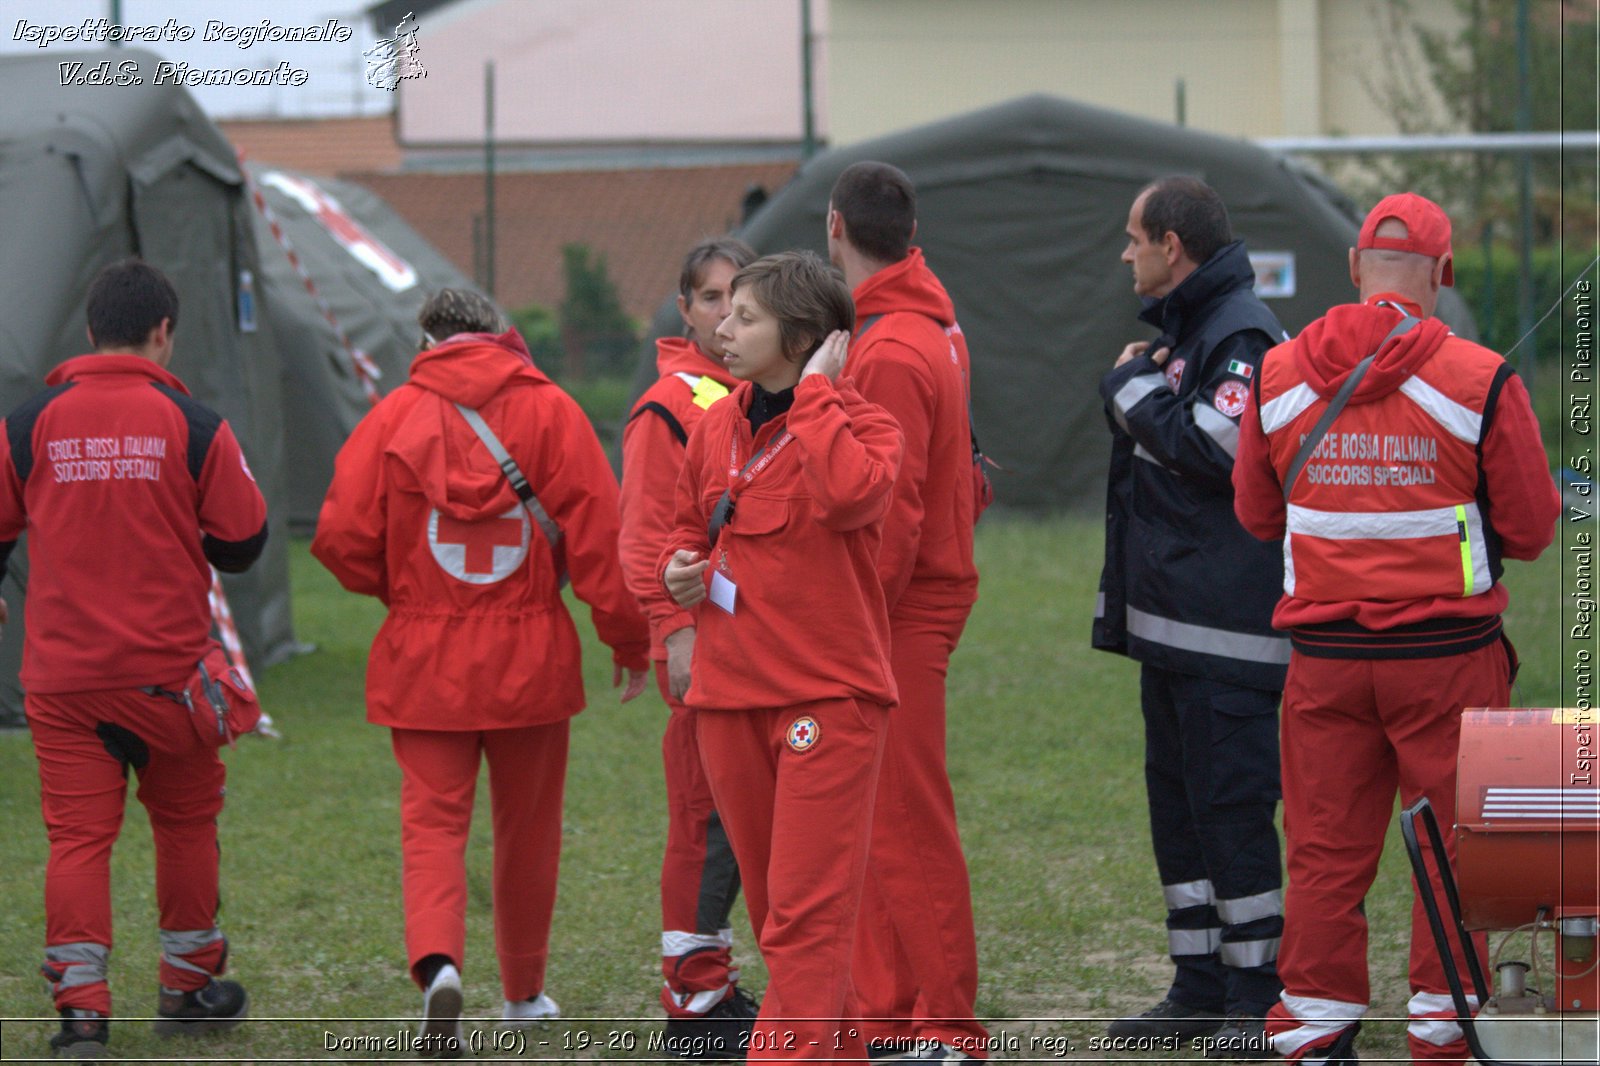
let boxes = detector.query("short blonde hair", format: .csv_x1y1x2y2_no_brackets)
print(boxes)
730,251,855,361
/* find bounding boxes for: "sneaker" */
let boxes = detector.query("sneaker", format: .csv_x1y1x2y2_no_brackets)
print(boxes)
153,978,248,1036
1202,1016,1275,1060
1107,998,1223,1040
49,1009,109,1059
500,991,560,1027
417,963,463,1059
1307,1022,1360,1066
662,986,760,1060
907,1043,972,1063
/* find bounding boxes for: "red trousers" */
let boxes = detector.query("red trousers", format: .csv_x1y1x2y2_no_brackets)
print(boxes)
696,698,888,1061
390,722,568,1000
28,687,231,1015
657,662,743,1017
1266,641,1506,1064
854,608,986,1055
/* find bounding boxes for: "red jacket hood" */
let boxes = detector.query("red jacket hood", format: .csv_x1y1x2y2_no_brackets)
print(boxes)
852,247,956,327
47,353,190,392
393,329,554,521
654,336,737,386
1292,295,1453,403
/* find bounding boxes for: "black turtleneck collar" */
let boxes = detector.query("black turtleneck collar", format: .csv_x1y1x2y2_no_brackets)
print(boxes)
748,382,796,435
1137,239,1258,340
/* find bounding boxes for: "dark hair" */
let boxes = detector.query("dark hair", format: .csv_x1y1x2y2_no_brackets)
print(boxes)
679,237,757,302
730,251,855,360
86,258,179,349
418,288,505,341
829,161,916,263
1138,176,1232,266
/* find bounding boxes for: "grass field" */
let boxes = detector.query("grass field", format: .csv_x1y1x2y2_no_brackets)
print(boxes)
0,514,1566,1062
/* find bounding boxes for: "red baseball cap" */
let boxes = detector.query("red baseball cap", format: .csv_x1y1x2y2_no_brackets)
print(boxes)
1357,192,1454,285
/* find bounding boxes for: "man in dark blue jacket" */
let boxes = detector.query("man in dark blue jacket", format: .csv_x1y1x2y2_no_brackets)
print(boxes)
1093,177,1290,1058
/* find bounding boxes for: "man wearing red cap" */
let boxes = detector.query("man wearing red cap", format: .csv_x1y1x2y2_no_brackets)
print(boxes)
1233,193,1559,1064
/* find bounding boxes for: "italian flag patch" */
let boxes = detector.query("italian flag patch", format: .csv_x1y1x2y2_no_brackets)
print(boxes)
1226,359,1254,379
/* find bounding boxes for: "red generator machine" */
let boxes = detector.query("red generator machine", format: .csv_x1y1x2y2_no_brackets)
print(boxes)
1404,708,1600,1064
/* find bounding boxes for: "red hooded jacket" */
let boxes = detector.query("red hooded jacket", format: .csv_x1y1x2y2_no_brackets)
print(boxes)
1234,294,1558,631
660,375,903,711
619,338,737,658
312,330,649,730
849,248,979,613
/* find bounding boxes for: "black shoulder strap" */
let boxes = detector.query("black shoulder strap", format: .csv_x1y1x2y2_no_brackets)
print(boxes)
627,401,688,447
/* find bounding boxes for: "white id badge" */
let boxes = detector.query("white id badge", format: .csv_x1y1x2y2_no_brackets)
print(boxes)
709,570,738,615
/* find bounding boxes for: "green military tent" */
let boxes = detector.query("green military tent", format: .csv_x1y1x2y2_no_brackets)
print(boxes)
0,49,298,725
635,93,1477,512
242,162,482,530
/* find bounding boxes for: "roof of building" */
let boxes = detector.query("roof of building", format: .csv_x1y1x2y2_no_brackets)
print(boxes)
220,115,404,177
345,161,799,317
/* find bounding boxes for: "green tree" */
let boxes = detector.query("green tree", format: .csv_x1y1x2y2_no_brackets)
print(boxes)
1355,0,1597,243
558,243,638,380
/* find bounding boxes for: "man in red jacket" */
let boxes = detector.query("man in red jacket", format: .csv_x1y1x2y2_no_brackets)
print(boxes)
314,289,649,1056
1233,194,1559,1065
826,161,986,1061
0,259,268,1058
620,237,760,1055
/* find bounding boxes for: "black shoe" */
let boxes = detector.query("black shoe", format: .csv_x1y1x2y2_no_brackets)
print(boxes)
866,1036,921,1059
49,1009,109,1059
153,978,249,1036
1107,998,1223,1040
1308,1022,1359,1066
1202,1016,1276,1060
662,987,760,1060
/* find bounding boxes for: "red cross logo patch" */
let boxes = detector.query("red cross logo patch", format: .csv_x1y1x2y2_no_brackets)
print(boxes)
427,505,529,584
786,716,820,754
1212,379,1251,419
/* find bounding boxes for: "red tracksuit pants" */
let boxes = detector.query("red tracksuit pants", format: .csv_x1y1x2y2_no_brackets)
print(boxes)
853,608,986,1056
696,698,888,1061
1266,641,1507,1064
657,662,744,1017
28,687,231,1015
390,722,568,1000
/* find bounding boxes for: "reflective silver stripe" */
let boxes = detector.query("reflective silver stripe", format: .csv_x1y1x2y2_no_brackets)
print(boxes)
1283,534,1297,596
1113,373,1167,428
662,929,733,957
1163,879,1214,910
44,942,109,988
1273,994,1368,1057
1126,606,1292,666
1134,443,1169,468
1194,402,1240,457
1286,502,1493,597
1260,382,1320,434
1407,991,1476,1047
1094,591,1105,619
1216,888,1282,925
1289,501,1467,540
1220,936,1280,968
1399,377,1482,443
673,371,702,388
160,928,223,976
1168,927,1222,956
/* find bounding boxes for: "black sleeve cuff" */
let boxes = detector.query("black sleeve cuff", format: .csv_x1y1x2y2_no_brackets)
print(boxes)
203,521,269,573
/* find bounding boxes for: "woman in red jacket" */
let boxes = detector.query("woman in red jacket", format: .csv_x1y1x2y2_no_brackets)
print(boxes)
313,289,649,1058
662,251,904,1061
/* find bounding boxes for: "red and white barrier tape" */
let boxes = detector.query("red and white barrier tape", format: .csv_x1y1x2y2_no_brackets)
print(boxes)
237,150,383,405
